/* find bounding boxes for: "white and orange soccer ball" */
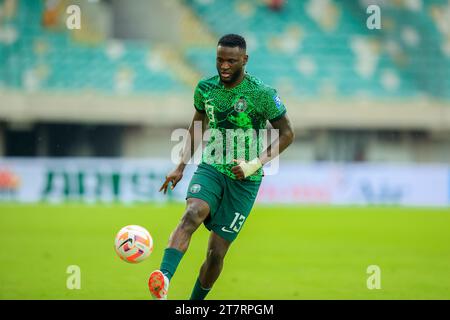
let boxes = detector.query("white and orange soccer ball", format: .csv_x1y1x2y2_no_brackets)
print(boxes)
114,225,153,263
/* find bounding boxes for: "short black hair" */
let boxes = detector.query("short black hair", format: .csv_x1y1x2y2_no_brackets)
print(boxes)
217,34,246,50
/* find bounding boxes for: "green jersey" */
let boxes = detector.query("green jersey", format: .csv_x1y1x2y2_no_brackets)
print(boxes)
193,73,287,181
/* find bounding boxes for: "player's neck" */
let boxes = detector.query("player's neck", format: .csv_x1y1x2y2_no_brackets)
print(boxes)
222,71,246,89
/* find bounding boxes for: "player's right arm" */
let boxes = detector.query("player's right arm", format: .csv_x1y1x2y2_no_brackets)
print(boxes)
159,110,206,194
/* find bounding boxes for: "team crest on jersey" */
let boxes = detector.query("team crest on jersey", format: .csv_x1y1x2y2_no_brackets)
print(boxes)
190,184,201,193
234,98,247,112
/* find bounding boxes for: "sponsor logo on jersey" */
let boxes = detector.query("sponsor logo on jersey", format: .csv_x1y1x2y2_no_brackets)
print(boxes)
234,98,247,112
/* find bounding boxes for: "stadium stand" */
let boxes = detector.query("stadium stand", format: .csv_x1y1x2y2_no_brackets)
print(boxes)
185,0,450,99
1,0,448,99
0,0,189,94
0,0,449,162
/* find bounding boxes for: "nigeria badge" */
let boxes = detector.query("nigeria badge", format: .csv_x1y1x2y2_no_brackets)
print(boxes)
234,97,247,112
190,184,201,193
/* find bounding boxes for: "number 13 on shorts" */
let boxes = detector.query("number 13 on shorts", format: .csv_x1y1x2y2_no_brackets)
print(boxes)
230,212,246,232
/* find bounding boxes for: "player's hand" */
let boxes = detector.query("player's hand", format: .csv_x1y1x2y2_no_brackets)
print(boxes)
232,158,263,180
159,168,183,194
231,159,245,180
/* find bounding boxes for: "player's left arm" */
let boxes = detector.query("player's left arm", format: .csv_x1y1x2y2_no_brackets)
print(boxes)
260,114,295,165
232,114,295,180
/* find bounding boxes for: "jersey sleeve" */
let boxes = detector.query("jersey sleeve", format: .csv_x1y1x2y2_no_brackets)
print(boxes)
262,88,287,122
193,81,206,113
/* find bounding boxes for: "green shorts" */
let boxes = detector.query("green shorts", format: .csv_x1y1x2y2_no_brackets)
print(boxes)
186,163,262,242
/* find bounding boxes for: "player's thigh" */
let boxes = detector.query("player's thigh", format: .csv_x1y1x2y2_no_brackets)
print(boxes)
209,178,261,242
186,163,225,217
181,198,211,227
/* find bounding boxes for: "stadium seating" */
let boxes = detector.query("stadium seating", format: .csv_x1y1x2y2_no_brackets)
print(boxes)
0,0,189,94
1,0,448,99
185,0,450,99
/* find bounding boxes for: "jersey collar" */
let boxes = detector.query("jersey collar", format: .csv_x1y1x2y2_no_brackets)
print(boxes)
219,72,248,90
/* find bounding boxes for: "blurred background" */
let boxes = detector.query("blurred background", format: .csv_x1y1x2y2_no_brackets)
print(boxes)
0,0,449,205
0,0,449,299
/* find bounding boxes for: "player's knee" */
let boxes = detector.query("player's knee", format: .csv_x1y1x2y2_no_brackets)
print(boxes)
206,248,226,266
179,205,205,232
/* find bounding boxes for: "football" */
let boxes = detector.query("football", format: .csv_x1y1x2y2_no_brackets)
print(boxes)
114,225,153,263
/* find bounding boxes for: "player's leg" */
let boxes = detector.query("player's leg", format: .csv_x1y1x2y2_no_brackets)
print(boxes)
160,197,210,279
167,197,210,253
190,231,231,300
189,176,262,300
149,163,224,299
148,198,210,299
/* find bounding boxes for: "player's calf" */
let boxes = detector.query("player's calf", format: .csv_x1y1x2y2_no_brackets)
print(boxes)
201,245,228,285
190,247,227,300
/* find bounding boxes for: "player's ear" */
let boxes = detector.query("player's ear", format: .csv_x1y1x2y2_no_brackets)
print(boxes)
243,54,248,66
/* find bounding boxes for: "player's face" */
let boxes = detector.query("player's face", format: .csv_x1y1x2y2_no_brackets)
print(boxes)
216,45,248,84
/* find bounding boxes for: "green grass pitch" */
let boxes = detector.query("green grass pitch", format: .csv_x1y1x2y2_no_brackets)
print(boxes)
0,203,449,299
